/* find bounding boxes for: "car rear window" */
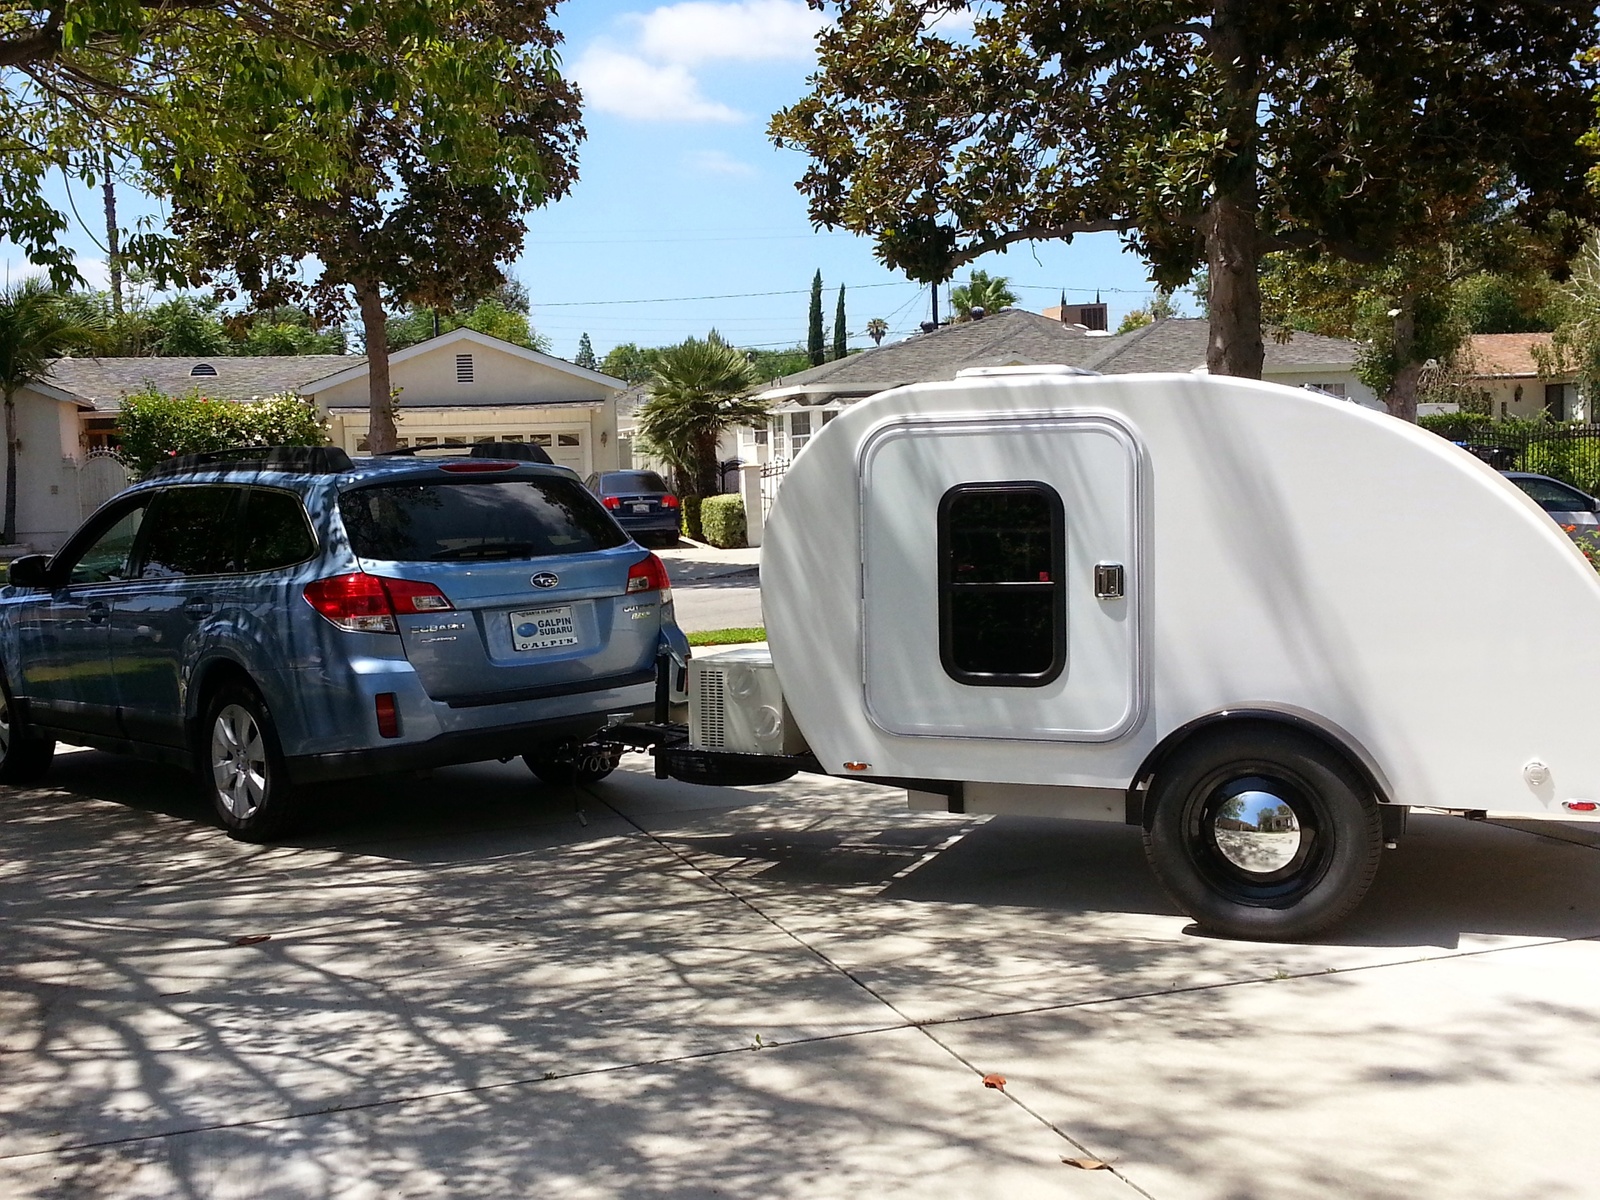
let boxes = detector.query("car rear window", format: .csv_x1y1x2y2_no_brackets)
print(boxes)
340,477,628,562
602,472,670,494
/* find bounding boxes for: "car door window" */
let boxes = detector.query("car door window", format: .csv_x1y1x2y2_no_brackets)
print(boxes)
1517,478,1590,513
65,503,149,585
137,486,245,578
239,489,316,572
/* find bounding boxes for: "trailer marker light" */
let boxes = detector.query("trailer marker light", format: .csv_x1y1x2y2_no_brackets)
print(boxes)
844,761,870,772
1563,800,1597,813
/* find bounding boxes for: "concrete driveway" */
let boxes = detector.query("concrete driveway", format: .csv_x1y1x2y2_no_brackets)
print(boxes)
4,747,1600,1198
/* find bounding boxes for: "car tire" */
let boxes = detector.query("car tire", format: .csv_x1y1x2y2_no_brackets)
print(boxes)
0,675,55,785
1142,725,1382,941
200,682,298,841
524,743,622,786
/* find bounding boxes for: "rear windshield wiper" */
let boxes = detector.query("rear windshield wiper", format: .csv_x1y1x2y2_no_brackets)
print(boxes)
431,542,539,561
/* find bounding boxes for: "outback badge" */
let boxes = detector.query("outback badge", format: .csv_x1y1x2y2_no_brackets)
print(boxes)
531,572,560,589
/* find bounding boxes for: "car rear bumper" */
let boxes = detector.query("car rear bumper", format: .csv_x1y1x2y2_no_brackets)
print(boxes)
287,702,657,783
616,514,681,534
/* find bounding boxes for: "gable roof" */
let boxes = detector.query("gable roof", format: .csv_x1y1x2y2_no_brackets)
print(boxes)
44,354,353,412
1078,318,1360,374
755,312,1362,403
1465,333,1560,379
301,326,625,393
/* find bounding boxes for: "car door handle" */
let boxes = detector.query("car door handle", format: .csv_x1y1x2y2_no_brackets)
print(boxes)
85,601,109,624
183,597,213,619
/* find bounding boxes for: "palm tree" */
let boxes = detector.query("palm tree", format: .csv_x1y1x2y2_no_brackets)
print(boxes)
636,334,769,503
950,270,1018,320
865,317,889,345
0,281,101,544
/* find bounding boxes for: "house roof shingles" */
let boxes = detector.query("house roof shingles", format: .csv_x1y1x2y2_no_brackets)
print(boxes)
1466,333,1556,379
758,313,1360,402
44,355,357,412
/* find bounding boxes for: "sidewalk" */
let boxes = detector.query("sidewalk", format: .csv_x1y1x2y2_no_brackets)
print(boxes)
655,538,761,584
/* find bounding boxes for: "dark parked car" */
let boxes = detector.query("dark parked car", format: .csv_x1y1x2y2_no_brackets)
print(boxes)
1502,472,1600,537
0,445,688,840
585,471,682,546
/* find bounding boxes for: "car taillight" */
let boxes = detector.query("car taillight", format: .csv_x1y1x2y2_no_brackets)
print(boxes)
303,573,454,633
601,496,622,509
626,553,671,594
661,494,680,509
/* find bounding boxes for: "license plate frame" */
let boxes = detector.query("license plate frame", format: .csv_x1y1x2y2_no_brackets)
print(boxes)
509,606,578,651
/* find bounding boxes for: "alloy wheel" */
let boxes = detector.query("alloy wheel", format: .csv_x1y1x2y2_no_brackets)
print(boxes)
211,704,268,820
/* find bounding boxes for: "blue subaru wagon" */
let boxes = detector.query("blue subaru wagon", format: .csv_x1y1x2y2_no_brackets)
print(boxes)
0,445,688,840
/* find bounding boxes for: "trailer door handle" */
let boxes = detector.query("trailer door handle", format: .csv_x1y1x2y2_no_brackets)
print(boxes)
1094,563,1125,600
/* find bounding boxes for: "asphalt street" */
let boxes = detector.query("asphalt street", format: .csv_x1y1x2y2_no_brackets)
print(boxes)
4,744,1600,1198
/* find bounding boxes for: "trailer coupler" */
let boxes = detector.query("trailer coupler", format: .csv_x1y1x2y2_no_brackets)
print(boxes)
594,721,822,788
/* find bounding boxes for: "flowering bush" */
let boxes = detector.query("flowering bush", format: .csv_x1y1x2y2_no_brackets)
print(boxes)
116,388,328,477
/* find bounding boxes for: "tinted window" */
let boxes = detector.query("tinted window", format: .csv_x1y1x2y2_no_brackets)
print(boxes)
1514,477,1591,513
340,477,629,562
138,487,243,578
241,489,316,571
66,502,148,585
601,472,670,494
939,483,1065,686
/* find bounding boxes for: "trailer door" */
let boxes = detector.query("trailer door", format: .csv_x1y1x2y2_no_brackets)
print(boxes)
860,414,1142,741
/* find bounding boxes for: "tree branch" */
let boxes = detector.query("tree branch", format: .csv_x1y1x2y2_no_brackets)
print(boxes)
944,217,1141,270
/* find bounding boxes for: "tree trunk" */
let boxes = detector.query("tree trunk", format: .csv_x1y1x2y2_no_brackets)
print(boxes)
4,392,18,545
1385,297,1422,423
356,281,399,454
695,429,719,499
102,145,122,320
1203,0,1264,379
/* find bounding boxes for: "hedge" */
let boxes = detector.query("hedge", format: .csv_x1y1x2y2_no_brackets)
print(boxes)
699,494,747,548
1517,439,1600,496
117,387,327,476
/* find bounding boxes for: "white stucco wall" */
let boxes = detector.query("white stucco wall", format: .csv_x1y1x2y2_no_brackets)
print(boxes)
3,387,94,551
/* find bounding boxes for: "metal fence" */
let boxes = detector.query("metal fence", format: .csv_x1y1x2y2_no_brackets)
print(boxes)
1439,423,1600,493
759,459,788,521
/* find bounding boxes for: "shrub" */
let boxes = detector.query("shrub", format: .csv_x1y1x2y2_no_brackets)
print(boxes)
681,494,704,542
700,494,747,548
116,387,328,476
1417,411,1495,440
1517,438,1600,495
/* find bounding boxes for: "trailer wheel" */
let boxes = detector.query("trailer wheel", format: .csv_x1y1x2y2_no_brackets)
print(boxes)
1142,726,1382,941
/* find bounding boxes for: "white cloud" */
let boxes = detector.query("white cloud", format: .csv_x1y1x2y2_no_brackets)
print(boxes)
685,149,758,177
0,255,109,291
631,0,824,67
572,45,742,123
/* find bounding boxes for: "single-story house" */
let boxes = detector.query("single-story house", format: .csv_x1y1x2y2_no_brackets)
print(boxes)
738,310,1375,464
4,328,626,552
1457,333,1584,422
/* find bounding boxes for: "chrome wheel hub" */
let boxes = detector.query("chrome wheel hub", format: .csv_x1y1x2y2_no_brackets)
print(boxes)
211,704,267,820
1208,786,1303,875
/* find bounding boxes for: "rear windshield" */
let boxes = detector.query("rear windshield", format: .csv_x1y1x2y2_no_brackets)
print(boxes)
601,471,670,494
340,477,629,562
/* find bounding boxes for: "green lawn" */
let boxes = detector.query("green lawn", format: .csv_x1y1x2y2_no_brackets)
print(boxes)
687,627,765,647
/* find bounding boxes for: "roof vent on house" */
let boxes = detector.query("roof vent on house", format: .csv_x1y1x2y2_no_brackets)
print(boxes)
919,321,937,333
190,363,218,377
456,353,474,384
970,306,986,320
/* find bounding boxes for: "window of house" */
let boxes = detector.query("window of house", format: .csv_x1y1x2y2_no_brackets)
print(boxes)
770,417,787,459
790,411,812,451
558,433,581,447
456,354,474,384
413,437,438,447
821,410,837,425
529,433,552,447
444,436,468,446
938,482,1066,687
1312,382,1346,397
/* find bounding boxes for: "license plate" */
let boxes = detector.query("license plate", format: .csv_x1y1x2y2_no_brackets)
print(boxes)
510,606,577,651
630,502,651,513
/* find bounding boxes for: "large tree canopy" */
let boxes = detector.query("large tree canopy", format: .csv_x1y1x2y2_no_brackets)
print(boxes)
145,0,582,451
772,0,1598,386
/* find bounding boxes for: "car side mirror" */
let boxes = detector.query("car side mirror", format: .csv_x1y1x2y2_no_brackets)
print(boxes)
7,554,52,589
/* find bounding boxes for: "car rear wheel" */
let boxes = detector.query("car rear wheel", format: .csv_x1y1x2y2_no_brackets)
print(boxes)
524,742,622,786
202,683,298,841
0,676,54,785
1142,726,1382,941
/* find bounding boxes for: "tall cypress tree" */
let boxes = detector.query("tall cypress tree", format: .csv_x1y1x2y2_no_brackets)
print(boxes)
807,270,825,366
574,331,596,369
832,284,847,360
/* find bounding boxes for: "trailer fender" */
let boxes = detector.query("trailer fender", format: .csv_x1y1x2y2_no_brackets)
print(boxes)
1128,707,1397,830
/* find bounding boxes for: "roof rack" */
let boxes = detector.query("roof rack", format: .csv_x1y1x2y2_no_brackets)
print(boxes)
142,445,355,479
375,441,555,466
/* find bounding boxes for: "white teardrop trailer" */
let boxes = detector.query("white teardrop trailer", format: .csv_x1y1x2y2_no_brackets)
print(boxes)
604,369,1600,940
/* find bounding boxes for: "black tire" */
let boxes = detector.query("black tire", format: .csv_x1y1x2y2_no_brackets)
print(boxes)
199,682,298,841
524,743,621,786
0,675,54,785
1142,725,1382,941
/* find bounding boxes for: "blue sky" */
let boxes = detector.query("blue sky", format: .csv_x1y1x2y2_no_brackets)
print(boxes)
2,0,1181,361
